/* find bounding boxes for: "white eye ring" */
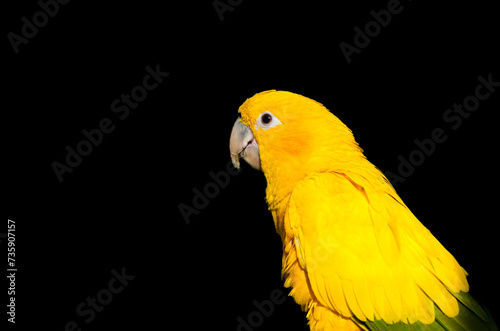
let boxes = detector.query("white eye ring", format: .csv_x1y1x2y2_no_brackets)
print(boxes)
256,111,282,130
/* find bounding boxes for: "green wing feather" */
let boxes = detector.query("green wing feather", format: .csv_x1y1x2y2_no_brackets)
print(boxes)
361,291,498,331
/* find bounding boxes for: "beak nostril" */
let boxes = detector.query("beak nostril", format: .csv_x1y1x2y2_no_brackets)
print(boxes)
245,139,253,149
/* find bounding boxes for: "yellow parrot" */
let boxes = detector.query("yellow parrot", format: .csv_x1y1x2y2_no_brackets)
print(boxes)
229,90,497,331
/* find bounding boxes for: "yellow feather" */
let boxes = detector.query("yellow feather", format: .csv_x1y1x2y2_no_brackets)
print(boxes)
352,276,375,321
326,273,351,317
343,278,367,321
369,286,387,322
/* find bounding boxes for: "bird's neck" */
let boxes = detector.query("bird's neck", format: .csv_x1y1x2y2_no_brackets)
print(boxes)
263,144,369,210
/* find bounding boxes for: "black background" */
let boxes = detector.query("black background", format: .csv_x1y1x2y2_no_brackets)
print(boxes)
4,0,499,330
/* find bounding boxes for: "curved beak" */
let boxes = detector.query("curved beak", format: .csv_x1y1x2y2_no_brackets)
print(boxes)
229,117,261,170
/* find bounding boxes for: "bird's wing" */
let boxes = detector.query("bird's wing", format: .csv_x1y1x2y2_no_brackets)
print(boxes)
287,172,495,329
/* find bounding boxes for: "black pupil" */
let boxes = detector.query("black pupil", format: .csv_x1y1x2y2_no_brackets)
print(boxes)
262,114,272,124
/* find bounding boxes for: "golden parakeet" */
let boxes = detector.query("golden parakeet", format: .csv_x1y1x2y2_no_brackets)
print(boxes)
229,90,497,331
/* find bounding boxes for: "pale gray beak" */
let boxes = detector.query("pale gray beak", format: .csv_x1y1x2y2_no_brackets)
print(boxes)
229,117,261,170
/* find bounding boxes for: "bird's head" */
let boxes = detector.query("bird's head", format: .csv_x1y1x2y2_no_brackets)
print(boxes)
229,90,365,206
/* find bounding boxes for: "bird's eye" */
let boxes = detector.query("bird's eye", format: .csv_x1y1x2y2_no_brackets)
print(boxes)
256,111,282,130
261,113,272,124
